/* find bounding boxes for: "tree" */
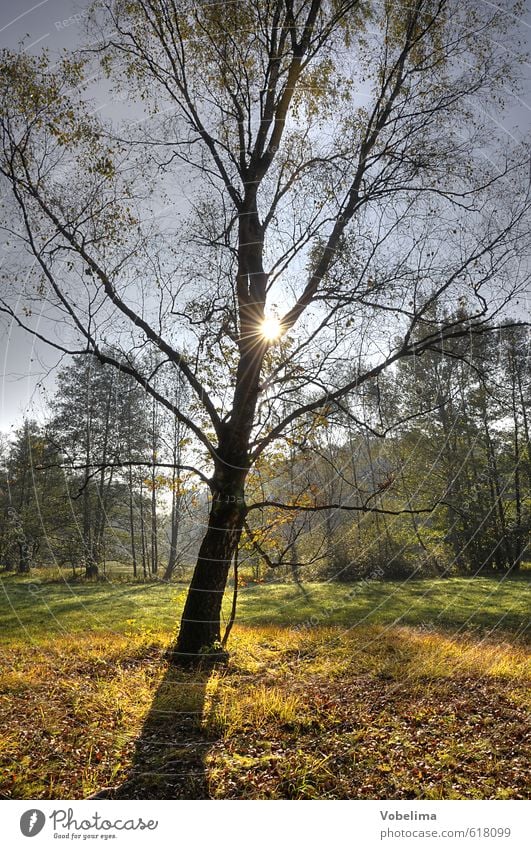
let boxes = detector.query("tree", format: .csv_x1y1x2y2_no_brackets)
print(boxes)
0,420,67,573
0,0,529,661
2,420,42,573
386,315,530,574
500,324,531,570
49,355,152,577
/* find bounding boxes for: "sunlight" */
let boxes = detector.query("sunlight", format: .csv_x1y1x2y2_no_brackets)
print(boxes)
260,315,282,342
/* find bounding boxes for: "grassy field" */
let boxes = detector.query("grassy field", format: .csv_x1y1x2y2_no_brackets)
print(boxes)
1,573,529,639
0,572,529,800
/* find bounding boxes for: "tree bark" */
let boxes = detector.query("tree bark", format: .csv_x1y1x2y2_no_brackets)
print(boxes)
172,408,256,663
172,486,245,664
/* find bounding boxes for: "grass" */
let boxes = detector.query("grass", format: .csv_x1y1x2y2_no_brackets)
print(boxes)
0,572,529,642
0,572,529,800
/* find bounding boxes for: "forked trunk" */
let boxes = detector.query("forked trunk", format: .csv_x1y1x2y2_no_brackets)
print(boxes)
85,555,99,579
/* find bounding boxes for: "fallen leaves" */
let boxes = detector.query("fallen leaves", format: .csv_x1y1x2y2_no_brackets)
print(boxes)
0,625,529,800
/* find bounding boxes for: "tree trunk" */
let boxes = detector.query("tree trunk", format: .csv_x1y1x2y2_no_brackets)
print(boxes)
481,403,513,569
17,539,31,573
128,466,137,578
139,479,148,579
164,411,182,582
150,395,159,574
510,372,523,573
172,489,244,664
85,558,99,579
94,380,113,567
515,366,531,490
83,365,98,579
150,477,158,575
164,485,180,582
164,382,182,581
173,195,267,663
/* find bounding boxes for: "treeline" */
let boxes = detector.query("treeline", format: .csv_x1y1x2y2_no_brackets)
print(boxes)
243,321,530,580
0,322,529,581
0,356,200,579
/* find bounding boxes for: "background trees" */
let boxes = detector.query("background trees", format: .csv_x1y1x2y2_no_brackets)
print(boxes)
0,357,200,579
0,420,67,573
0,0,529,659
0,319,527,582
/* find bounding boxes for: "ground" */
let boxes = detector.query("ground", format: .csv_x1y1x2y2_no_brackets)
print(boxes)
0,573,529,799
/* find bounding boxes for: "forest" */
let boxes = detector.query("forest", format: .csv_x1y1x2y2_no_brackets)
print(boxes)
1,318,528,583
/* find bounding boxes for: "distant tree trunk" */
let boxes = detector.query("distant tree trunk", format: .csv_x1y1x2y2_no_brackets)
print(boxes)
150,396,158,575
83,550,99,578
366,435,392,567
128,466,137,578
164,483,180,582
515,367,531,489
510,369,523,572
222,543,239,648
290,538,301,584
164,409,182,582
94,378,115,571
15,423,31,574
139,478,148,580
85,556,99,579
481,402,512,570
287,433,302,586
83,368,98,579
17,539,31,573
325,507,335,570
437,391,467,570
150,479,158,575
101,467,114,572
348,432,363,539
400,470,439,572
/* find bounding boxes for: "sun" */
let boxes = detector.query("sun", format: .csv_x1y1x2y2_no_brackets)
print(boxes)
260,315,282,342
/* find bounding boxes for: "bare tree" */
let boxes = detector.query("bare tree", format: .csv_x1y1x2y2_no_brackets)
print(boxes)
0,0,529,662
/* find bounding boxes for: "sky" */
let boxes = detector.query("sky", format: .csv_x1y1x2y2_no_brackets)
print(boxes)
0,0,531,433
0,0,98,432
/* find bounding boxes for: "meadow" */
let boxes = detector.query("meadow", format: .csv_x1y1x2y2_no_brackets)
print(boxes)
0,572,529,800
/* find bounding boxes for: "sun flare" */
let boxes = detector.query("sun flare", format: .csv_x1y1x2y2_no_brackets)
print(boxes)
261,315,282,342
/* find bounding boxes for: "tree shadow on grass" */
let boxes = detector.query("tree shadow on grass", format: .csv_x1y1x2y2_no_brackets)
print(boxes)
95,664,216,800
